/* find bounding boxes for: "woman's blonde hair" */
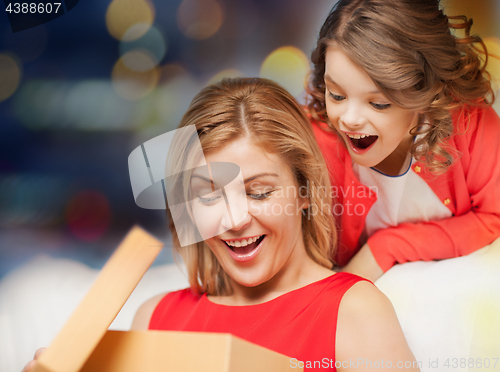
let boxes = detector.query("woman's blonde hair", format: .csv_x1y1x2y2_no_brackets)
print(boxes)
168,77,335,296
307,0,495,173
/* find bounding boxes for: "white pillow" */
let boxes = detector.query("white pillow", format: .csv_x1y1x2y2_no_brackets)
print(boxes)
376,237,500,372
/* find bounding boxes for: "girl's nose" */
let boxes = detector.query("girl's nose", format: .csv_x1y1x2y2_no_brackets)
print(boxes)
339,102,366,129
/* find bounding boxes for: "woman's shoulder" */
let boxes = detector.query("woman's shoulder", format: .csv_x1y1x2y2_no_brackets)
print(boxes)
337,279,399,343
336,280,418,367
306,272,373,308
338,279,390,316
131,288,197,330
131,292,168,330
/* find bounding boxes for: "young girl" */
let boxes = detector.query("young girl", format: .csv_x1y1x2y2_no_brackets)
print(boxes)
23,78,420,371
307,0,500,281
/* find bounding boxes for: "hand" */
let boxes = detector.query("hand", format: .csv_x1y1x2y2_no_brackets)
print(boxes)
341,243,384,282
21,347,46,372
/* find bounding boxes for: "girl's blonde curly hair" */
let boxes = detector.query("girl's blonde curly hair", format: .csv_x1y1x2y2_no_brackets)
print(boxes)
307,0,495,173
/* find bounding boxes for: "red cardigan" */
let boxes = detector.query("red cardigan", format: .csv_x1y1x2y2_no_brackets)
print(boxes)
312,106,500,271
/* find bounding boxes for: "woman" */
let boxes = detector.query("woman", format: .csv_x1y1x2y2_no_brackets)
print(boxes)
24,78,419,371
133,78,419,371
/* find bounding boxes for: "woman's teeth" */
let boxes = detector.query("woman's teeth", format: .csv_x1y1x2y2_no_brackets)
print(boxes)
224,235,262,247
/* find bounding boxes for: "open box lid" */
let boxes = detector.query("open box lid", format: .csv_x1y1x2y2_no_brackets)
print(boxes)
31,226,302,372
32,226,164,372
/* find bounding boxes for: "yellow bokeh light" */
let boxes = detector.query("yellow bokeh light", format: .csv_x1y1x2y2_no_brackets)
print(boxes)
260,46,310,97
484,37,500,81
112,52,159,101
468,295,500,358
153,71,198,132
106,0,155,41
177,0,223,40
0,53,22,102
122,50,157,72
484,37,500,115
206,69,244,85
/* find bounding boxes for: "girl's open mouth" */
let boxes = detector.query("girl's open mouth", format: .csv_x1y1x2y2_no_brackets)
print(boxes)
223,235,265,262
345,134,378,153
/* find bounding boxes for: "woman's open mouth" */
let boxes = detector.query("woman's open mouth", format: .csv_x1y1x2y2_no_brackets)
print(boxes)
345,133,378,154
222,235,265,262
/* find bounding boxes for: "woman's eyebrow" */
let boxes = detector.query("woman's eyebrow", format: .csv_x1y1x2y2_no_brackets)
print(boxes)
191,172,279,184
244,173,279,184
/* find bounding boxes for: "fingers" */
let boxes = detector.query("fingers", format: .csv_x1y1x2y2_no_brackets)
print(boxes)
34,348,46,360
21,348,46,372
21,359,36,372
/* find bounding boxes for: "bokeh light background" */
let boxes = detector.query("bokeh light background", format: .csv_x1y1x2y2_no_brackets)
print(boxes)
0,0,499,279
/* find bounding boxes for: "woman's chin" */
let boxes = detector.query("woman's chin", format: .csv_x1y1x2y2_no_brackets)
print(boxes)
228,269,270,289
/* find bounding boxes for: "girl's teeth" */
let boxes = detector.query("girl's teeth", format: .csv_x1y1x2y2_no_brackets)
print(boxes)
348,133,369,139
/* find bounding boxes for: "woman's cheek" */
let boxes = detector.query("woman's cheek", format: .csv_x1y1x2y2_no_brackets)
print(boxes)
248,199,277,219
247,199,263,217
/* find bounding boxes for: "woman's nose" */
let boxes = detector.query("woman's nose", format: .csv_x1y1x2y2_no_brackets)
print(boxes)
228,208,251,231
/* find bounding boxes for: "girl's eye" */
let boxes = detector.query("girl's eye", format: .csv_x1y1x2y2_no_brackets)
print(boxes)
327,90,346,102
248,191,274,200
370,102,391,110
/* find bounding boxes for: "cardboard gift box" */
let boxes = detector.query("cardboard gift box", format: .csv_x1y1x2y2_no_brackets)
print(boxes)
32,226,302,372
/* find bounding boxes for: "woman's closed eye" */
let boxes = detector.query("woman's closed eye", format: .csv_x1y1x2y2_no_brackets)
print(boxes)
248,190,274,200
198,190,274,204
197,192,222,205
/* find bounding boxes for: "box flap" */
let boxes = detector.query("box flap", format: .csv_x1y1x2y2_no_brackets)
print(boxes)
32,226,163,372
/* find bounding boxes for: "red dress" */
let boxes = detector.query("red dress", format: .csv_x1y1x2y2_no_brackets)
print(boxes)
149,272,368,371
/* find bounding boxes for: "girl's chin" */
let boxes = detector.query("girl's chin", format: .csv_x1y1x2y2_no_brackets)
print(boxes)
349,153,381,168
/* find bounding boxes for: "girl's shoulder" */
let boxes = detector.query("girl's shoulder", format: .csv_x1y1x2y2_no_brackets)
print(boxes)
309,116,344,147
452,105,500,135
